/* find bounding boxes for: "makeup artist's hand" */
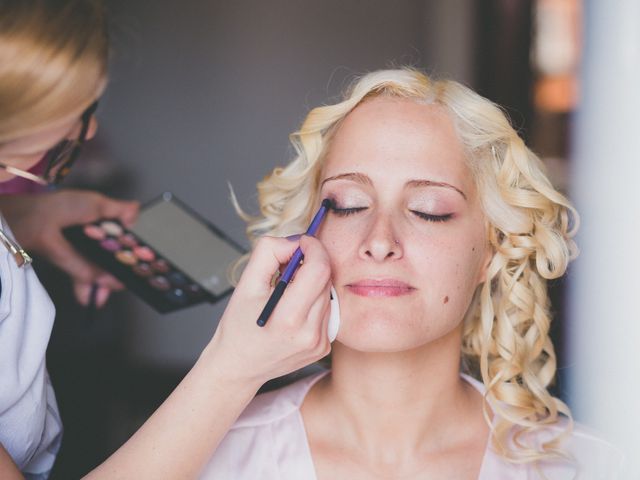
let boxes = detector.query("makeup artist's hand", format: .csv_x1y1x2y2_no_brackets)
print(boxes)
207,235,332,386
0,442,22,480
0,189,139,307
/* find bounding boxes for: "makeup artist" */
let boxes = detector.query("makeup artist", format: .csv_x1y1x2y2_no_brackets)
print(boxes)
0,0,138,475
0,2,139,310
0,1,332,478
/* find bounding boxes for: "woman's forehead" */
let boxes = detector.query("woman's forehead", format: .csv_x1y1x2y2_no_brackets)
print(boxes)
321,97,473,193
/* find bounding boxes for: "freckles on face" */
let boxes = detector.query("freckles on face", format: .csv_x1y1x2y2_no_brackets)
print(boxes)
316,97,490,351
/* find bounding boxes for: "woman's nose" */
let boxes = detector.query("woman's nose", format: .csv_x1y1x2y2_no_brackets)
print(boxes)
358,213,403,262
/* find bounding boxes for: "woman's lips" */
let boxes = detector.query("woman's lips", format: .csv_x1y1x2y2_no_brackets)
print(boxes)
346,279,415,297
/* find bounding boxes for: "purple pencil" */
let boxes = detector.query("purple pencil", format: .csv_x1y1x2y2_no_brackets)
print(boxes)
256,198,333,327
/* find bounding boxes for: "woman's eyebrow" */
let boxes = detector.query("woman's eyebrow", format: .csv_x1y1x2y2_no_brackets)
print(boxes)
321,172,372,187
406,179,467,200
321,173,467,200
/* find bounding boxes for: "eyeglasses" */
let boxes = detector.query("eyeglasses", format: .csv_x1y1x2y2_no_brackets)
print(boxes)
0,101,98,186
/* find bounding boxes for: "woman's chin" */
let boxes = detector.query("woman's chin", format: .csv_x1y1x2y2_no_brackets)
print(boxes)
334,313,432,353
332,302,466,354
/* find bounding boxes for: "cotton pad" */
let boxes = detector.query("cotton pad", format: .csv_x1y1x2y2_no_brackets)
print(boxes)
328,286,340,342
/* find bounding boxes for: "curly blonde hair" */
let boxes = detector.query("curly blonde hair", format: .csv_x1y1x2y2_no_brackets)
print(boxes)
237,68,578,465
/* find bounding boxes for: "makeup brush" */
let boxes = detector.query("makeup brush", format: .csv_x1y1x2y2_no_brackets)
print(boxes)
256,198,334,327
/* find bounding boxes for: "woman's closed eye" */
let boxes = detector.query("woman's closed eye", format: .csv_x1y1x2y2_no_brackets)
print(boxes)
410,210,453,222
329,205,368,217
329,205,452,223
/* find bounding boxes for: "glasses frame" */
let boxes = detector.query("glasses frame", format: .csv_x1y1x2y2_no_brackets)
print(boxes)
0,227,32,267
0,101,99,186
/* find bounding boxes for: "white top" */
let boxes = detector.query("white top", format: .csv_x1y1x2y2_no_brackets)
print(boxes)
201,371,625,479
0,215,62,478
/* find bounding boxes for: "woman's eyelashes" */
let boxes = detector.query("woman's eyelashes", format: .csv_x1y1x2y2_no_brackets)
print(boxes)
329,205,368,217
410,210,453,222
328,203,453,223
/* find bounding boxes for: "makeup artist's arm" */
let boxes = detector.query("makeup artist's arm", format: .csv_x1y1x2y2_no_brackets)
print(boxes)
0,190,139,307
84,235,332,479
0,444,23,480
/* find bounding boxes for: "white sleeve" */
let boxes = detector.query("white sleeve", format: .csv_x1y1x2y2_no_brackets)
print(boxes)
0,219,61,478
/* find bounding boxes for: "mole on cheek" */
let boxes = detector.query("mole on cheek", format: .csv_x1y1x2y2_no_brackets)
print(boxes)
443,295,449,304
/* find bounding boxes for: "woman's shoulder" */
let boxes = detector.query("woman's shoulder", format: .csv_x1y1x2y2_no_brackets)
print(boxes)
232,369,328,430
561,419,620,451
461,374,625,477
199,370,326,479
479,417,625,479
549,418,624,471
528,418,625,478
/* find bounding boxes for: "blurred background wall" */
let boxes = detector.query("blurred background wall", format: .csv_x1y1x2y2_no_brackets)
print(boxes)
567,0,640,473
37,0,638,477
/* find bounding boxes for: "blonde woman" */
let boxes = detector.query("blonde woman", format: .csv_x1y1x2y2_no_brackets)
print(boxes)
0,0,139,309
0,1,330,478
200,69,623,478
0,1,136,476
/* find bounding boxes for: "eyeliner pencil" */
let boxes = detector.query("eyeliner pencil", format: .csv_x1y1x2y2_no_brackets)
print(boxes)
256,198,333,327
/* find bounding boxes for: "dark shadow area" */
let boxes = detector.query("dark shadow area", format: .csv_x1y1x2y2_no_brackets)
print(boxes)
42,258,187,479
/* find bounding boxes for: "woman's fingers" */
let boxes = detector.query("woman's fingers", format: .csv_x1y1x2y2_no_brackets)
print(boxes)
267,235,331,328
237,236,301,294
212,234,333,384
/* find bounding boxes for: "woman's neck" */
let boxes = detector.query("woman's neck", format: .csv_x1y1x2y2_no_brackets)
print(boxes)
302,325,487,466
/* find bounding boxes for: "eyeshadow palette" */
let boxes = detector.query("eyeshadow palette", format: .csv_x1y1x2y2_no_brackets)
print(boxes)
63,192,245,313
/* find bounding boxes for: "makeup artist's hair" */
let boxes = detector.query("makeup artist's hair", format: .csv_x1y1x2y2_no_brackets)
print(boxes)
0,0,108,145
235,68,578,466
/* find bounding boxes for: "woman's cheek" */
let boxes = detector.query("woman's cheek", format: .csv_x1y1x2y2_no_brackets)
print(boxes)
319,222,354,269
319,215,368,249
413,236,478,287
449,243,488,296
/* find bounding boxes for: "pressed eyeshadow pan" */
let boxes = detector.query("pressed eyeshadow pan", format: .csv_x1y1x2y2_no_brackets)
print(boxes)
84,224,106,241
133,262,153,277
149,275,171,291
119,233,138,248
151,259,170,273
115,250,137,266
167,288,187,304
100,221,123,236
100,238,120,252
134,245,155,262
168,271,188,285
